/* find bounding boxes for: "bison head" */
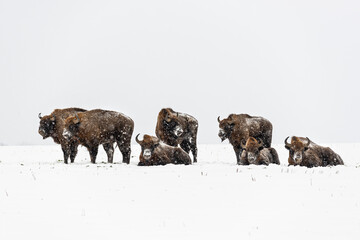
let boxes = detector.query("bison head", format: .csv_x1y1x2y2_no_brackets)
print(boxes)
38,113,56,139
159,108,176,123
159,108,183,138
63,114,81,140
136,134,160,161
241,137,264,164
284,136,310,164
217,115,235,142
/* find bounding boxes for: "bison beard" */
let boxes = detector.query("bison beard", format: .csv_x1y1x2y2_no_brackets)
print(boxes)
218,114,273,165
63,109,134,164
38,108,87,164
155,108,198,163
136,134,192,166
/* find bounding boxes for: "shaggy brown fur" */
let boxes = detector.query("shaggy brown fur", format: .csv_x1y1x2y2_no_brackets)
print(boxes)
285,136,344,167
136,134,191,166
218,114,273,164
155,108,198,162
240,137,280,165
38,108,87,164
63,109,134,164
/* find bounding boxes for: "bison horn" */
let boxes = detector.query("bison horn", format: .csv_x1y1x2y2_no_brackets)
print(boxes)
217,116,221,123
240,139,246,149
75,113,80,121
38,113,42,119
135,134,142,144
305,137,311,147
284,136,291,148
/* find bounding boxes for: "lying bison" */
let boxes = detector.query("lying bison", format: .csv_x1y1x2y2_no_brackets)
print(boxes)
136,134,191,166
240,137,279,165
218,114,273,164
284,136,344,167
38,108,87,164
63,109,134,164
156,108,198,162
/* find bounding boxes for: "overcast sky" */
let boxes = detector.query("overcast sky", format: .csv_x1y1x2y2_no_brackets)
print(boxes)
0,0,359,145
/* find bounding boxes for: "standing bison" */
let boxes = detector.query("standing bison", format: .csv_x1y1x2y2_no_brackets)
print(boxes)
63,109,134,164
136,134,191,166
38,108,87,164
240,137,279,165
218,114,273,164
284,136,344,167
155,108,198,162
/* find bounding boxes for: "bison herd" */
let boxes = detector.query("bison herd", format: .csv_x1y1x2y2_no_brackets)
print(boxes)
38,107,344,168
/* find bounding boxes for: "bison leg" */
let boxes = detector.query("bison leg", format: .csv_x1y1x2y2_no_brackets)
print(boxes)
269,148,280,165
263,133,272,148
190,142,198,163
70,142,78,163
180,141,197,162
233,146,242,165
103,143,114,164
61,144,70,164
190,136,198,163
182,136,198,163
117,141,131,164
191,147,198,163
180,140,191,153
88,146,99,164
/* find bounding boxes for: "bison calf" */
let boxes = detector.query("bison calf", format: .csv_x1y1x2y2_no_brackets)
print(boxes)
156,108,198,163
240,137,280,165
136,134,191,166
38,108,87,164
284,136,344,167
63,109,134,164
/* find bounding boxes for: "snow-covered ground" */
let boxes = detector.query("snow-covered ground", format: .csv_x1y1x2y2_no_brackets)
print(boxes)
0,143,359,240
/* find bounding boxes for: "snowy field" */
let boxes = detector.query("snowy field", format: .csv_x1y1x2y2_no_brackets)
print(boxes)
1,143,360,240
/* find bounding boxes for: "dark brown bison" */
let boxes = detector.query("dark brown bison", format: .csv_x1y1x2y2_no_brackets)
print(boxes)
136,134,192,166
218,114,273,164
240,137,280,165
63,109,134,164
284,136,344,167
38,108,87,164
155,108,198,162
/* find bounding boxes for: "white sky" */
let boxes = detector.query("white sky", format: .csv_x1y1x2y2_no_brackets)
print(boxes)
0,0,359,145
